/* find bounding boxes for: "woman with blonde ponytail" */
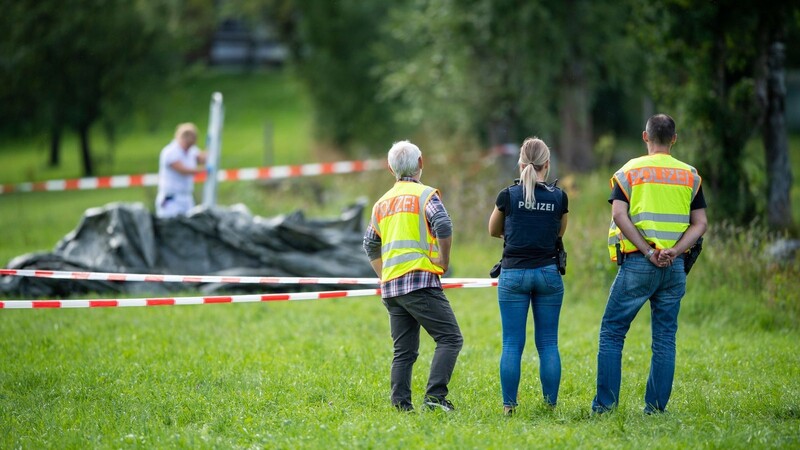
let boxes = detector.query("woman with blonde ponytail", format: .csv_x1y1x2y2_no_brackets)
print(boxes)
488,137,569,416
517,138,552,210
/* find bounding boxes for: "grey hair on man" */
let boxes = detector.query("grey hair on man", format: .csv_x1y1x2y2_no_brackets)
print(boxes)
388,140,422,179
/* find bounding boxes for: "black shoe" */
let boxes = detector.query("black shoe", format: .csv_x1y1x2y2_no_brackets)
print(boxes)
394,403,414,412
424,397,455,412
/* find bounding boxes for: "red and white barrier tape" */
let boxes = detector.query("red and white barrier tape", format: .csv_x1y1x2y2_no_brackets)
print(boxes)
0,281,497,309
0,159,386,194
0,269,379,285
0,268,493,286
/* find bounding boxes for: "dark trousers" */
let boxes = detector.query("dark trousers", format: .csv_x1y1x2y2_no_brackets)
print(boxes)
383,287,464,408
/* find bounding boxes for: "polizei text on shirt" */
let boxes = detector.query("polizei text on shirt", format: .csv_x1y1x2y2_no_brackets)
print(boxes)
519,201,555,211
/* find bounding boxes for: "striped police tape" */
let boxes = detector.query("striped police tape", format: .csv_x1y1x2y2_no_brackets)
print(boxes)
0,281,498,309
0,159,386,194
0,268,493,286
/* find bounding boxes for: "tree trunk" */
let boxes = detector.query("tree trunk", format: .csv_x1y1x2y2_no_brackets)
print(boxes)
762,41,793,230
558,62,593,172
704,15,757,223
488,116,518,184
716,124,757,223
78,124,94,177
48,126,61,167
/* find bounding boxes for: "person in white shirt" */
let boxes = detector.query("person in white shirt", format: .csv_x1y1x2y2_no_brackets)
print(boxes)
155,123,207,218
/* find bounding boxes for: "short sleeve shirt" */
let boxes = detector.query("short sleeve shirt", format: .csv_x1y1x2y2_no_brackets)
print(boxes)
496,183,569,269
158,140,200,195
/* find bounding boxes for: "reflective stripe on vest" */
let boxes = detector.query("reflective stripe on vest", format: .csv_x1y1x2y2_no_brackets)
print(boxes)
371,182,442,281
607,154,700,261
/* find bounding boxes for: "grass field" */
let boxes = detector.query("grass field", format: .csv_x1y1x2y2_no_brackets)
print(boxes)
0,71,799,449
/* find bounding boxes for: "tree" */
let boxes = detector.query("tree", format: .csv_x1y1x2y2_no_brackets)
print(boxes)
233,0,643,169
757,10,796,231
376,0,641,172
639,1,798,228
0,0,187,176
233,0,404,154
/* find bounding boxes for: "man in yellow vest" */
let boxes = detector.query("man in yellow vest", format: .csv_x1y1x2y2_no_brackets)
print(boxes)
363,140,463,412
592,114,708,414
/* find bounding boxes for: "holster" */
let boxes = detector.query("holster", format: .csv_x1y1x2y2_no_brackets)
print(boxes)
556,237,567,275
684,237,704,274
489,260,502,278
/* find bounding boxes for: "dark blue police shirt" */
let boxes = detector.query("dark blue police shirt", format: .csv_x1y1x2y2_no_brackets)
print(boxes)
496,183,569,269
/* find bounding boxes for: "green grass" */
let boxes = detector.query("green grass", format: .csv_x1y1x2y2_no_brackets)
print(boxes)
1,274,798,449
0,71,799,448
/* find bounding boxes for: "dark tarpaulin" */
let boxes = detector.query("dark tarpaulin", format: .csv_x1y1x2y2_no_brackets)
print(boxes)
1,201,376,298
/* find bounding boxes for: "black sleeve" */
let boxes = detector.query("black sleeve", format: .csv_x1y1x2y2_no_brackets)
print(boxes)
608,183,628,204
609,182,706,209
561,190,569,214
691,186,707,210
495,188,510,212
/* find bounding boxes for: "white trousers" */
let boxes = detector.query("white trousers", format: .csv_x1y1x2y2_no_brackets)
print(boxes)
155,193,194,218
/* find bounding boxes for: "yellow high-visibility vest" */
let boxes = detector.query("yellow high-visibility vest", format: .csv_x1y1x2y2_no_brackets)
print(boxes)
370,181,443,281
607,154,701,261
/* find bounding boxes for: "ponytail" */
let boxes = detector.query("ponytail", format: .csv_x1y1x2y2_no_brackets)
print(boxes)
518,137,551,210
519,163,537,209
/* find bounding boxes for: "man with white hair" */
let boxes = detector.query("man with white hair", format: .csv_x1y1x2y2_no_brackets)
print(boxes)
155,123,207,218
363,140,463,412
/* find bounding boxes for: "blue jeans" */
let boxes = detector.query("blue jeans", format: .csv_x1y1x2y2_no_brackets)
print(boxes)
498,265,564,407
593,254,686,413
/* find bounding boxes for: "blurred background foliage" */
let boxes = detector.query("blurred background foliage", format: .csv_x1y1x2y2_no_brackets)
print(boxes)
0,0,799,231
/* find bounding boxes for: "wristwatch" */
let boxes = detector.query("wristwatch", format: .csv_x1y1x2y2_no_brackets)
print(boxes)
645,248,656,259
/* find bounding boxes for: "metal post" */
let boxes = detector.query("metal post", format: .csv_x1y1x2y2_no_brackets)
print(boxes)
202,92,224,207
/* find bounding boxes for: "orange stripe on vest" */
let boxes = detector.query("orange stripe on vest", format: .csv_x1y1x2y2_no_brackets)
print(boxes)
374,195,420,222
626,167,694,187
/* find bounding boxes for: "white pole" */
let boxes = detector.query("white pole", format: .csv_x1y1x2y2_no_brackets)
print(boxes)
202,92,224,207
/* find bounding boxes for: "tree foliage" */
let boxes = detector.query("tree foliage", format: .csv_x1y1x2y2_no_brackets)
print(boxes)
232,0,403,153
2,1,796,228
0,0,212,176
637,0,798,227
376,0,641,171
236,0,638,163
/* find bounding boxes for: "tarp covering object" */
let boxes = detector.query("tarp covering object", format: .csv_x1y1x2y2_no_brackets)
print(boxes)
1,201,375,298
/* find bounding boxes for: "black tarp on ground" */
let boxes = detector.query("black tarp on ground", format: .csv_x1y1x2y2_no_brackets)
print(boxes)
0,201,376,298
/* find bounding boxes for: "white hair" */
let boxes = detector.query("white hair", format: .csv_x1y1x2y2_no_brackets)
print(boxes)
387,140,422,179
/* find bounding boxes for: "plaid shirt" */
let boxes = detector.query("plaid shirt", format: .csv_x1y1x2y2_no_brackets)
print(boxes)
363,178,446,298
